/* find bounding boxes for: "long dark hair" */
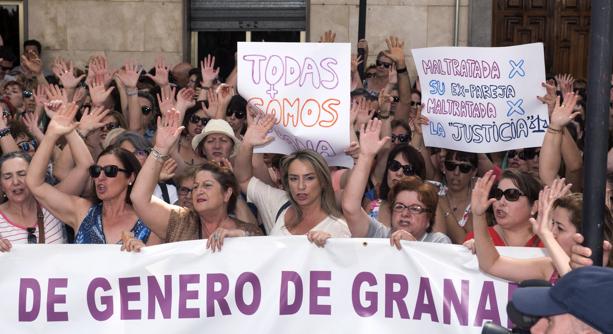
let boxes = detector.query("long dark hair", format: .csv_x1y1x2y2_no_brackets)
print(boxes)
380,144,426,201
93,146,141,204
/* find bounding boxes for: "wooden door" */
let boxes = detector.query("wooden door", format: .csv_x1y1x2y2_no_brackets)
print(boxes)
492,0,591,79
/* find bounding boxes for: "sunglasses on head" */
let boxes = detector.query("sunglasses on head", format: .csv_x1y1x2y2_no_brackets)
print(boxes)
103,122,120,131
190,114,209,127
226,109,246,119
444,161,473,173
141,106,152,115
18,140,37,152
26,227,37,244
492,188,525,202
391,134,410,143
88,165,129,178
508,149,539,160
376,60,392,69
388,160,415,176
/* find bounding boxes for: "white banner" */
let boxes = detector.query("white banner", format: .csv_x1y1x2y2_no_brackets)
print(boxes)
412,43,549,153
0,238,546,333
237,42,352,167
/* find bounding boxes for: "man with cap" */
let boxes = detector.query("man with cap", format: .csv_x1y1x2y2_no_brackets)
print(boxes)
510,266,613,334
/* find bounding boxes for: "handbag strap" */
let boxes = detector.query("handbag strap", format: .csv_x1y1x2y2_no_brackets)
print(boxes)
36,204,45,244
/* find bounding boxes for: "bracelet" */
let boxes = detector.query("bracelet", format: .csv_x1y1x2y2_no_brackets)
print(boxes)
126,88,138,96
0,127,10,138
547,126,562,134
396,67,408,74
378,113,390,120
150,147,170,162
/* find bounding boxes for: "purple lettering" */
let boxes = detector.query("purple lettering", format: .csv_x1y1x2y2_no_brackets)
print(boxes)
443,279,469,325
119,277,141,320
309,271,331,315
242,55,266,84
352,272,378,317
87,278,113,321
147,275,172,319
319,58,339,89
235,272,261,315
47,278,68,321
207,273,231,317
474,281,501,326
284,56,301,86
384,274,410,319
299,57,321,88
178,274,200,319
19,278,41,322
414,277,438,322
279,271,303,315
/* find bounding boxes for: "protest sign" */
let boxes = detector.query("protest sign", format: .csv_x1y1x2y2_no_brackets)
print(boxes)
412,43,548,153
237,42,352,167
0,238,545,333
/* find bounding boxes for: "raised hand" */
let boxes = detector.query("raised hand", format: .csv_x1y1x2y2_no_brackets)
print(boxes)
384,36,406,66
78,106,111,136
200,54,219,87
359,118,390,157
22,111,43,139
570,233,612,269
319,30,336,43
550,92,580,129
176,87,196,112
354,96,374,128
307,230,332,248
471,170,497,216
351,54,363,74
344,141,360,159
72,86,87,104
357,39,369,55
378,89,392,116
410,105,428,136
216,83,235,107
53,59,86,89
537,81,557,116
21,50,43,76
202,88,220,118
390,230,416,250
243,112,276,147
159,158,178,182
116,60,142,89
156,86,176,115
147,55,170,88
88,76,114,107
47,102,80,137
555,73,575,96
88,55,113,87
45,84,68,105
33,84,49,108
154,108,184,155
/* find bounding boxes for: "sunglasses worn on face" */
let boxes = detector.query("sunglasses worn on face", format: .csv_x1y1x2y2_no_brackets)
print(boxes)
89,165,129,178
226,109,246,119
392,96,400,103
376,60,392,69
18,140,37,152
22,90,33,98
391,134,410,143
392,203,429,214
366,73,376,78
410,101,421,107
492,188,525,202
103,122,120,131
444,161,473,173
508,149,539,160
141,106,152,115
190,115,209,127
388,160,415,176
26,227,37,244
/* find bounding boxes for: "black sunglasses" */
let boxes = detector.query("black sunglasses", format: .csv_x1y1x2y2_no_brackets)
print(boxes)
366,73,376,78
190,114,209,127
444,161,473,173
391,96,400,103
391,134,410,143
508,149,539,160
388,160,415,176
22,90,33,98
492,188,525,202
89,165,129,178
226,109,246,119
17,140,37,152
26,227,37,244
103,122,120,131
141,106,152,115
410,101,421,107
376,60,392,69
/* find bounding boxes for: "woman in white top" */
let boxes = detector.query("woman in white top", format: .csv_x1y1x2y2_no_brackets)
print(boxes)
234,114,350,243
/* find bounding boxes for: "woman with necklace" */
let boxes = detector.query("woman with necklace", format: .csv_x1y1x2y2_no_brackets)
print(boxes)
433,150,478,244
128,109,261,251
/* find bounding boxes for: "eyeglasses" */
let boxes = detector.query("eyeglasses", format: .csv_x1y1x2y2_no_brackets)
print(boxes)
178,186,193,196
444,161,473,173
141,106,152,115
22,90,33,98
391,134,410,143
391,96,400,103
131,149,148,158
410,101,421,107
88,164,129,178
26,227,37,244
17,140,37,152
492,188,525,202
226,109,246,119
392,203,429,214
366,72,376,78
103,122,120,131
388,160,415,176
190,115,209,127
508,149,539,160
376,60,392,69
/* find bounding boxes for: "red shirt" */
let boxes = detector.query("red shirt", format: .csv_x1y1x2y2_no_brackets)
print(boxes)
464,227,544,247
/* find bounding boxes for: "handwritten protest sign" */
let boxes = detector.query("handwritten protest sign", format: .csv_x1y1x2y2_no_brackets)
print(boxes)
0,238,545,334
412,43,548,153
237,42,352,167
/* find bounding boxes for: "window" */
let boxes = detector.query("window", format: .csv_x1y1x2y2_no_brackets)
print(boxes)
0,1,25,57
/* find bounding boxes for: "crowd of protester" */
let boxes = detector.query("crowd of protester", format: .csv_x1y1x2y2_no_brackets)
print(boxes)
0,32,612,332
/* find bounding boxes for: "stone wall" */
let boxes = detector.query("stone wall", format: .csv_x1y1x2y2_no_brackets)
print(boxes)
309,0,470,79
28,0,183,70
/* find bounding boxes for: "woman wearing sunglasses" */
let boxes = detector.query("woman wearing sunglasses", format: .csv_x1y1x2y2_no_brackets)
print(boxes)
224,95,247,139
126,110,262,252
342,119,450,247
177,105,208,167
464,169,543,249
469,173,610,283
25,103,158,245
435,150,478,244
233,113,349,243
